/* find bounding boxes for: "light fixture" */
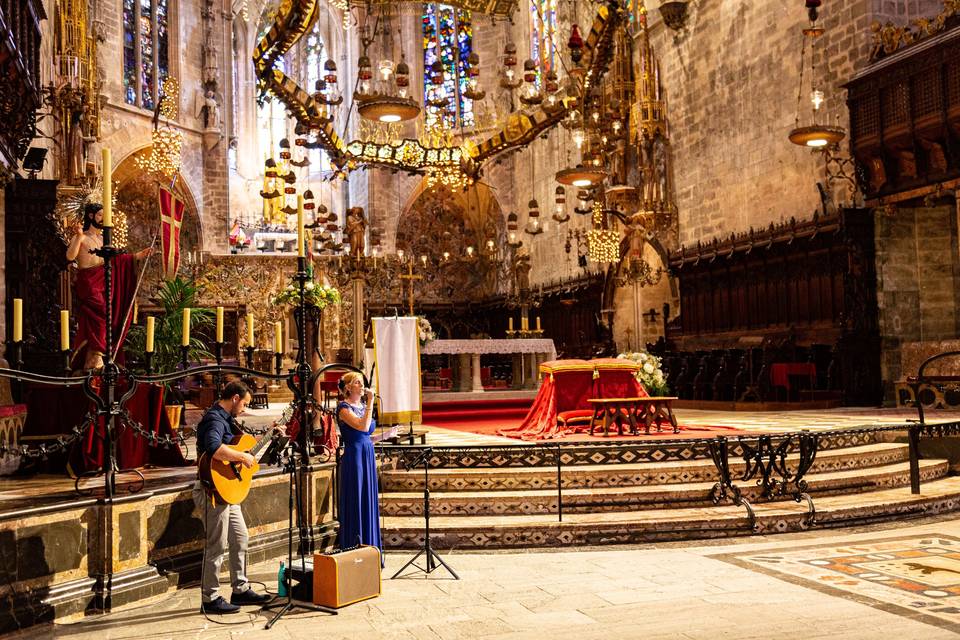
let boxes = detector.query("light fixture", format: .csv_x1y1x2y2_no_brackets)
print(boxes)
525,198,543,235
553,186,569,222
355,14,420,124
556,164,607,188
788,1,845,149
500,42,521,89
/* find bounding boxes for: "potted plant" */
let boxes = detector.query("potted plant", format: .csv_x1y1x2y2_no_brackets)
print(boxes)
126,277,214,426
272,279,341,365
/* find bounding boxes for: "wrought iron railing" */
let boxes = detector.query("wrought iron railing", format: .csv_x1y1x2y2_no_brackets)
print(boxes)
378,422,921,531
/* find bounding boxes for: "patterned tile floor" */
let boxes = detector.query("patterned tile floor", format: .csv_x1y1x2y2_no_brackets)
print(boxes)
14,513,960,639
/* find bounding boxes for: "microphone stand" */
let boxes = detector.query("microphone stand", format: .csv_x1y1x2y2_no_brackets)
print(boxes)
390,447,458,580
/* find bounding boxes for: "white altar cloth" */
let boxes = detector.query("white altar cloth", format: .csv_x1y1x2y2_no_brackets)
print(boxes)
421,339,556,360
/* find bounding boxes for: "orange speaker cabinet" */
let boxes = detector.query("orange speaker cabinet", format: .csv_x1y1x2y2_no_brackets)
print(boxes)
312,546,382,608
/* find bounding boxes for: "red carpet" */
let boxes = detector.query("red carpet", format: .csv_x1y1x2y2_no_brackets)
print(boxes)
421,398,753,441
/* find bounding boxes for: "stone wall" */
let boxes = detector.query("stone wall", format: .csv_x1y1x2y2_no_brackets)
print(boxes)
876,203,960,398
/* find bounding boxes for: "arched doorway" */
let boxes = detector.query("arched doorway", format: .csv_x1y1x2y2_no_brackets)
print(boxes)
395,180,505,303
113,148,202,294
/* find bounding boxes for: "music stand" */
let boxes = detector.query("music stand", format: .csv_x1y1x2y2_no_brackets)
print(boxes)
262,441,337,628
390,447,458,580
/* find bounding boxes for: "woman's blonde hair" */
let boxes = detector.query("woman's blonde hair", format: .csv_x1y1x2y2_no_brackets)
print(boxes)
338,371,364,400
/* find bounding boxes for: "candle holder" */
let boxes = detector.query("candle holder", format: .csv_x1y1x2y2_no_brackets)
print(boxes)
274,351,283,377
9,340,23,372
144,351,154,376
179,345,190,400
245,345,256,369
505,330,517,339
213,342,224,397
62,349,72,377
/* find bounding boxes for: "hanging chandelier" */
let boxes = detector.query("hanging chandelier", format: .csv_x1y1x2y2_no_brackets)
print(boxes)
788,1,845,149
355,13,421,124
135,77,183,179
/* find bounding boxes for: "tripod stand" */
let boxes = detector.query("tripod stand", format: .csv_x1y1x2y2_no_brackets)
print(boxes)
263,447,337,628
391,447,458,580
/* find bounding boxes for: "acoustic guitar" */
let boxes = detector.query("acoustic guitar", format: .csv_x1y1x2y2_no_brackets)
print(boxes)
198,404,293,505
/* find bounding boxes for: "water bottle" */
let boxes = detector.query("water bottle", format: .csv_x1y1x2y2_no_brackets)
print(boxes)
277,561,287,597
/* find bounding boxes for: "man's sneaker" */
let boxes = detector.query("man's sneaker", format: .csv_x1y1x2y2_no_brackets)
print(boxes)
230,588,273,606
201,596,241,615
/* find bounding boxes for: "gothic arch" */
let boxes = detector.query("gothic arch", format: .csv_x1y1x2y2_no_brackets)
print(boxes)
112,147,202,287
395,179,505,301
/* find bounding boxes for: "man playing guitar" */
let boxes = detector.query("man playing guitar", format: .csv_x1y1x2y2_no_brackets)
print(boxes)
192,380,273,615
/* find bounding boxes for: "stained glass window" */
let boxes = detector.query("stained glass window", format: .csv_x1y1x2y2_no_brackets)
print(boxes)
423,4,474,129
123,0,170,110
530,0,557,86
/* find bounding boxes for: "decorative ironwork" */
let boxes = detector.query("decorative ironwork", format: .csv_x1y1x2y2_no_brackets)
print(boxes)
708,436,756,530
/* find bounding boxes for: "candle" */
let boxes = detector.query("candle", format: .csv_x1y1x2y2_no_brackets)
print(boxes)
536,316,541,331
181,308,191,346
509,317,514,332
133,302,139,324
521,316,528,332
60,310,70,351
247,313,255,346
145,316,155,353
297,195,305,257
274,321,282,354
101,148,112,227
215,306,224,343
12,298,22,342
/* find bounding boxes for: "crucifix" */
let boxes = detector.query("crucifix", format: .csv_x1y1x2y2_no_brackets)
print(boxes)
399,260,423,315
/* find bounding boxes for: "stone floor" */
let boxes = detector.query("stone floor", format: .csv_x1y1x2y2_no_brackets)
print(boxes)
12,512,960,639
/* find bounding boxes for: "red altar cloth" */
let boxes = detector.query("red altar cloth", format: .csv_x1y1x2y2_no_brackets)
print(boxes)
499,358,647,441
21,382,187,475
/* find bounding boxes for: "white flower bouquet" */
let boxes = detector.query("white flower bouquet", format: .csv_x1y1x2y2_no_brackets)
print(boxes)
416,316,436,347
618,351,669,396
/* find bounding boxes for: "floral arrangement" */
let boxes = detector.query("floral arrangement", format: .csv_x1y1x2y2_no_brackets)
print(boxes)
273,281,341,309
417,316,436,347
618,351,669,396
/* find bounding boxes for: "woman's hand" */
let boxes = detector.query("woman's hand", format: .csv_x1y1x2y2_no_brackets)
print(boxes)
364,388,375,404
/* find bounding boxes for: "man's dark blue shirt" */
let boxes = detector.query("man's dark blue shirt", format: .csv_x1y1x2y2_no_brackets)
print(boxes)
197,404,237,458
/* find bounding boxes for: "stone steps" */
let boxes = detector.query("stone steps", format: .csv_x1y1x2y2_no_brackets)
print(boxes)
381,442,911,492
380,459,948,516
381,476,960,549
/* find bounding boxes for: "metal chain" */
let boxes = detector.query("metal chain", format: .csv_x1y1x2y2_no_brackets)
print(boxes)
119,409,185,450
0,412,97,461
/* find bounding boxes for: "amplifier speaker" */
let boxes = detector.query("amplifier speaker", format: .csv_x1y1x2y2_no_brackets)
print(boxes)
312,545,382,608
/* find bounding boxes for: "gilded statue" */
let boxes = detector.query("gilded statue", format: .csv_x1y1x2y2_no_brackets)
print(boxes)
345,207,367,258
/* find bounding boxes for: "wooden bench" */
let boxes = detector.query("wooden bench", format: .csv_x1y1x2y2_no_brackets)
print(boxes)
587,398,641,436
587,397,679,436
635,396,679,435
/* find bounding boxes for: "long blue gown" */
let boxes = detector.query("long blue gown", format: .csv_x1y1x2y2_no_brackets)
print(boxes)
337,401,382,553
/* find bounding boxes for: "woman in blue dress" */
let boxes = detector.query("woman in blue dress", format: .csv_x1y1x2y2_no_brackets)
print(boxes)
336,371,382,555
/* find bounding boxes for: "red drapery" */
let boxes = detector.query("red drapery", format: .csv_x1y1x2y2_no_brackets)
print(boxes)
500,359,646,440
22,382,187,475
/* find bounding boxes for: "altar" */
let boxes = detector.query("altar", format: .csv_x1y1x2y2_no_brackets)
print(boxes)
420,338,557,392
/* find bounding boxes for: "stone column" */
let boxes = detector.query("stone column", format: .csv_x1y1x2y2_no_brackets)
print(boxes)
523,353,539,389
511,353,524,389
456,353,471,392
471,353,484,393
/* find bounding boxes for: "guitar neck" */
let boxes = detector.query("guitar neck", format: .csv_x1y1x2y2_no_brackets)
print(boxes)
249,431,275,458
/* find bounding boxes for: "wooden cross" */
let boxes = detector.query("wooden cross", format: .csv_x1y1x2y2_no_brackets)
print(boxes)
398,260,423,316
